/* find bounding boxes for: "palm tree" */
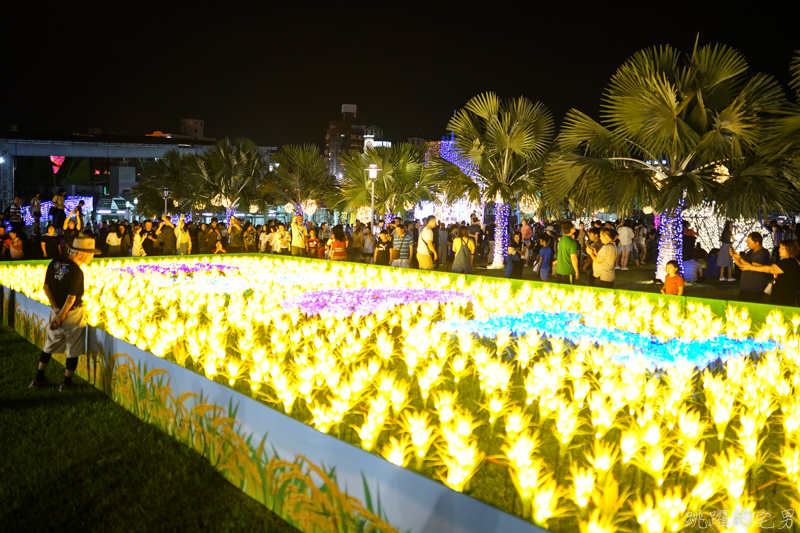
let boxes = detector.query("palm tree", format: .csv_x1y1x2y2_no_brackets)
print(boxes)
204,138,269,220
259,144,336,216
132,149,196,219
427,92,554,268
335,144,436,222
761,50,800,191
545,39,799,279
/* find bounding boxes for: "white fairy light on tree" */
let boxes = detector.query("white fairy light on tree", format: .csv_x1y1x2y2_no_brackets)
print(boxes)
519,196,539,214
249,205,259,214
301,199,318,216
284,203,295,214
683,204,774,254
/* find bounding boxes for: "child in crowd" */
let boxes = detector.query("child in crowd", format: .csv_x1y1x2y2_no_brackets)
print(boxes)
307,230,320,258
213,240,227,254
661,260,685,296
505,245,524,279
535,235,553,282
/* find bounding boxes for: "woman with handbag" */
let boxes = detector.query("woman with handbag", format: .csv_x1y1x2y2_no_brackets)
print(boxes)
737,239,800,307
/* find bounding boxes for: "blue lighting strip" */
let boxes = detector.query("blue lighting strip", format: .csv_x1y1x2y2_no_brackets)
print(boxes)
438,311,779,370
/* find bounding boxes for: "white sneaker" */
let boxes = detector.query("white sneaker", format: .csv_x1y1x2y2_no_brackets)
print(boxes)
719,277,725,282
614,266,620,270
621,267,629,271
728,277,736,282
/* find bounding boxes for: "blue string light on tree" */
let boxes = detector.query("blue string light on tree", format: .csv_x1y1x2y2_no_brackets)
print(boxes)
655,200,684,282
493,198,510,266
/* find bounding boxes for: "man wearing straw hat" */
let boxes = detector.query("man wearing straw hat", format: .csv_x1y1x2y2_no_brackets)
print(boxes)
29,234,100,392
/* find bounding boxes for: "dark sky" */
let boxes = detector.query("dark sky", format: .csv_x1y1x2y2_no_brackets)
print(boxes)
2,2,797,147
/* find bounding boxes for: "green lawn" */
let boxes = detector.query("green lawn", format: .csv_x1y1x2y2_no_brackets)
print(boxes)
0,325,299,533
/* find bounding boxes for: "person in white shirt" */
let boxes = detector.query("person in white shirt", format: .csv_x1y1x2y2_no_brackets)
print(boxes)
175,215,192,255
258,229,269,253
131,223,146,257
416,216,438,270
106,225,122,257
616,220,635,270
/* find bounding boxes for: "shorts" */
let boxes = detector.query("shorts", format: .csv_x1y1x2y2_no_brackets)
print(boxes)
391,258,410,268
618,243,633,252
539,268,550,281
43,307,86,358
417,253,434,270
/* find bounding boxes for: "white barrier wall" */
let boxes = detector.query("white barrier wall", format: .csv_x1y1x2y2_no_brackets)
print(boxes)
5,286,546,533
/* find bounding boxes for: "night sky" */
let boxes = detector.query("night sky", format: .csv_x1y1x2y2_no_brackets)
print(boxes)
3,2,797,147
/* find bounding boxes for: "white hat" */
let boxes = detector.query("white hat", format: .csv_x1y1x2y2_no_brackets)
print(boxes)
68,234,101,254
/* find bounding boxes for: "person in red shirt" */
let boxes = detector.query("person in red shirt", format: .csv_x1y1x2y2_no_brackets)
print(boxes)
661,260,685,296
307,229,320,259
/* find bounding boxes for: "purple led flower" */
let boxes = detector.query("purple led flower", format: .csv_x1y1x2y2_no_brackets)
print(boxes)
280,288,473,318
112,263,240,277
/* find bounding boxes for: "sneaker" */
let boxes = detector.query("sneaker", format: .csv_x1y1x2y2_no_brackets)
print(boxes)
728,277,736,282
29,379,58,389
614,266,621,270
719,277,725,282
621,267,630,271
58,382,84,392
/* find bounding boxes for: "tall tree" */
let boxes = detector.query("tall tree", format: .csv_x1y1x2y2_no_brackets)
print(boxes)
428,93,554,268
132,149,197,219
545,39,799,278
204,138,269,219
259,144,336,215
335,144,436,222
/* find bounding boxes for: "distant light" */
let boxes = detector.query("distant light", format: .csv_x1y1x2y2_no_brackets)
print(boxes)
116,210,126,214
203,212,213,216
98,209,112,214
0,157,4,163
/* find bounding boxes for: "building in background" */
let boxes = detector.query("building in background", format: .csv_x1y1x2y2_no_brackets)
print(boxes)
325,104,366,176
0,130,275,213
408,137,426,149
364,125,392,150
146,119,216,141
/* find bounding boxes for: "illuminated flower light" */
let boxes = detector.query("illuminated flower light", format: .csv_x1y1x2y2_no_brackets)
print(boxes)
437,311,779,370
212,194,234,208
249,204,259,214
284,202,295,213
280,288,473,319
111,262,240,277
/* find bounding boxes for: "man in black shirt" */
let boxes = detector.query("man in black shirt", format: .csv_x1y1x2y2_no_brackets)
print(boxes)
373,230,393,266
30,234,100,391
140,220,159,256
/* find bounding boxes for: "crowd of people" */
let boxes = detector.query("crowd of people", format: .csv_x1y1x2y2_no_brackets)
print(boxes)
3,191,799,306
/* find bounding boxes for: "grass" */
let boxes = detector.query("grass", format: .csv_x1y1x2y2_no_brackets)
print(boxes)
0,324,300,533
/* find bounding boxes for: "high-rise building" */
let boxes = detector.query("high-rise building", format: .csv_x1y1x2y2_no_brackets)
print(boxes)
325,104,366,176
181,119,205,140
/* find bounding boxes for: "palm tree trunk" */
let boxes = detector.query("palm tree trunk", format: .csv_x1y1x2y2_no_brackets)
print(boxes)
655,204,684,281
490,202,510,269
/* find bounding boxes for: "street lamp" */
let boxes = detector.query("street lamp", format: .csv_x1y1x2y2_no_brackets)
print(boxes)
162,187,169,216
126,201,131,221
364,163,382,235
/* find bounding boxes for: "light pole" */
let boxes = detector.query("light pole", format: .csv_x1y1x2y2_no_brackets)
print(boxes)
133,197,138,220
126,201,131,221
364,163,382,235
162,187,169,216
